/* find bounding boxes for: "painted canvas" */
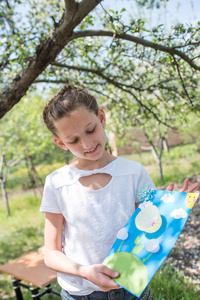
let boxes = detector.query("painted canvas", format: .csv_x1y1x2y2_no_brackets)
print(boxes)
103,189,199,298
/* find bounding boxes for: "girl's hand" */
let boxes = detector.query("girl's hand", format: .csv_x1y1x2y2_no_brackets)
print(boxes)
167,178,199,193
79,264,120,291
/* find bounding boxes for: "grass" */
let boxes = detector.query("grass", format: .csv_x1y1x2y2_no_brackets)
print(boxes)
149,264,199,300
0,192,44,263
122,144,200,186
6,162,65,191
0,191,61,299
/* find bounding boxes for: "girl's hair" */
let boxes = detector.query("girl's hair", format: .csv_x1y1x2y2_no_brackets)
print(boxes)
43,85,99,136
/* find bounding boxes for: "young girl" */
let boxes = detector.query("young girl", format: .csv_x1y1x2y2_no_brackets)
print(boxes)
40,85,198,300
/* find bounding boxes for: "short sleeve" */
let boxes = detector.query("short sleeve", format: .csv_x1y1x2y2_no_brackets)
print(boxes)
135,164,155,203
40,175,62,214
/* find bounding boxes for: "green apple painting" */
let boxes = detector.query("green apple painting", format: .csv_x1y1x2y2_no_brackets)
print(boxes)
103,190,199,298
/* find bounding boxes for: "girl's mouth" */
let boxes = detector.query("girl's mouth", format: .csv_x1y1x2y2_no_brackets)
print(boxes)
85,144,98,154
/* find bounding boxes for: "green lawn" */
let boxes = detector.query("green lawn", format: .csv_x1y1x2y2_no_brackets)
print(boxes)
0,192,61,299
122,143,200,186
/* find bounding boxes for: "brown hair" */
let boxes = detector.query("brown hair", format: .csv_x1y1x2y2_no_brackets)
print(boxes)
43,85,99,136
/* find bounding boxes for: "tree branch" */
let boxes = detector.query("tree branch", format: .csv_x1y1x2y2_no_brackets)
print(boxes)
0,0,103,119
35,79,69,84
1,3,199,119
71,29,200,71
172,55,194,106
50,61,175,129
51,61,178,93
64,0,76,11
64,0,78,18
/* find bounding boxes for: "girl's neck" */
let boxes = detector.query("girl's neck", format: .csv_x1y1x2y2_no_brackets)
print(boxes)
70,151,117,170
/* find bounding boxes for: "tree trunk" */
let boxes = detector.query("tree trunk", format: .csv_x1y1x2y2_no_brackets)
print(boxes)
156,157,164,184
142,133,164,184
65,150,70,164
27,154,43,196
163,138,169,152
0,0,102,119
150,145,164,184
0,180,10,217
16,131,43,195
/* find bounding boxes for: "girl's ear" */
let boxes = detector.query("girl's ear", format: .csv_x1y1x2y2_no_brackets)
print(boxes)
98,108,106,127
53,136,68,150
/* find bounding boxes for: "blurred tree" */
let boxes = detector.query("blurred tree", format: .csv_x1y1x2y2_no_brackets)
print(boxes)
0,92,65,214
179,113,200,152
139,123,168,184
0,152,21,216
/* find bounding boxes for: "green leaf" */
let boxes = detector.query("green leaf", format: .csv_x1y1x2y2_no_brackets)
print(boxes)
134,236,140,244
132,245,145,254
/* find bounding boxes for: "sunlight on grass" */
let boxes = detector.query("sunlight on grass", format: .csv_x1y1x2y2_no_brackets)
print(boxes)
0,193,44,264
122,144,200,187
0,193,62,299
149,264,199,300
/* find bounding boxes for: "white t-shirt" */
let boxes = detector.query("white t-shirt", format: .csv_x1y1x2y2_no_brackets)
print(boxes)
40,157,155,295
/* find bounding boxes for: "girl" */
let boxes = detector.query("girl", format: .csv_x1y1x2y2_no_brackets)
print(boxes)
40,85,198,300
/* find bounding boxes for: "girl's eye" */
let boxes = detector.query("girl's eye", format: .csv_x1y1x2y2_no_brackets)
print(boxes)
87,127,95,134
70,138,78,144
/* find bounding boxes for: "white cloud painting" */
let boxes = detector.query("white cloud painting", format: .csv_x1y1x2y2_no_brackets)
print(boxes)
170,208,188,219
161,193,175,203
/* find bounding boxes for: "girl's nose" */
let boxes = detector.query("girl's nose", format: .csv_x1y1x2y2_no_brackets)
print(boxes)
81,136,92,149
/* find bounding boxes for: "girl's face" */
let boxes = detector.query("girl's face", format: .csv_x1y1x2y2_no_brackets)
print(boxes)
53,107,107,162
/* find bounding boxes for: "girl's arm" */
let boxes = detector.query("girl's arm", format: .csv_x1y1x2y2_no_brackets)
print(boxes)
135,202,141,209
44,212,120,292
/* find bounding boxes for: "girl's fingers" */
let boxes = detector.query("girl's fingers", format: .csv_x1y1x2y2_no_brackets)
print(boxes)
166,182,174,191
179,178,189,192
179,178,199,193
166,179,199,193
184,183,199,193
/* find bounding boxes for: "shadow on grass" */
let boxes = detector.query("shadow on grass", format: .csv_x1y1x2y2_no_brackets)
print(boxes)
0,226,43,265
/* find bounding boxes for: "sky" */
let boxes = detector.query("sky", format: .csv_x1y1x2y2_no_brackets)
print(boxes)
103,0,200,28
